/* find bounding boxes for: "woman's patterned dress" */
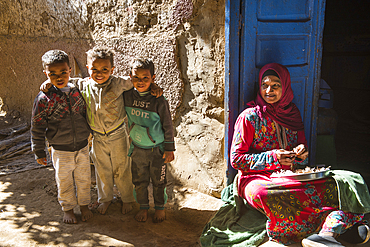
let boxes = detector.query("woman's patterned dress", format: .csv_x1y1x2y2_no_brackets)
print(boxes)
231,107,363,244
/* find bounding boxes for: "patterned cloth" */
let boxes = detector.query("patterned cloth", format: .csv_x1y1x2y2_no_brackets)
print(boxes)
231,107,364,244
231,107,307,176
31,83,91,159
240,174,363,244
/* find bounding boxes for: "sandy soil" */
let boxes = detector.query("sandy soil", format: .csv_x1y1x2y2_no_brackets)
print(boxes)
0,113,226,247
0,165,224,247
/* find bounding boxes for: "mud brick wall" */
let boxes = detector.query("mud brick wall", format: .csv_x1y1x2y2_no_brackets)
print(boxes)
0,0,226,194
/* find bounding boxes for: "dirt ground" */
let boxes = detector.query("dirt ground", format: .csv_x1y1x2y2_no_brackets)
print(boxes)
0,113,225,247
0,165,224,247
3,168,370,247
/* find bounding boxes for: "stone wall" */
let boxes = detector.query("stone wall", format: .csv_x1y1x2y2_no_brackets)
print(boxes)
0,0,226,194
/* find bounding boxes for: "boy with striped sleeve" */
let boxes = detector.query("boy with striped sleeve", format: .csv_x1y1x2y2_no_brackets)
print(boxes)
31,50,92,224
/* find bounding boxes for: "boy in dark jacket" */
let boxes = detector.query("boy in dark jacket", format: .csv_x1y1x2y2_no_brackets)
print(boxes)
31,50,92,224
124,57,175,223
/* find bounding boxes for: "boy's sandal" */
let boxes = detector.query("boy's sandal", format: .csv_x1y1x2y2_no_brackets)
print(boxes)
338,221,370,244
301,234,344,247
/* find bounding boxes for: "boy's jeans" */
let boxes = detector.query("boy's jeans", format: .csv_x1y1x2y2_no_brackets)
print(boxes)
131,146,167,210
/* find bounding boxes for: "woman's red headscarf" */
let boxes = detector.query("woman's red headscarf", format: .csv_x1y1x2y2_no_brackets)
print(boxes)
247,63,305,131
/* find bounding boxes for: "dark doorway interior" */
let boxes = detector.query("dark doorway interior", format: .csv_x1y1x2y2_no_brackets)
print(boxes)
321,0,370,184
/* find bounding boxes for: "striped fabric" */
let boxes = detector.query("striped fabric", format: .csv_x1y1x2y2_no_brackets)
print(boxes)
51,145,91,211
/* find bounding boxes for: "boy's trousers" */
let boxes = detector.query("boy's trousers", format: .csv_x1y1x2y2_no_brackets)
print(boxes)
51,145,91,212
91,124,135,203
131,146,167,210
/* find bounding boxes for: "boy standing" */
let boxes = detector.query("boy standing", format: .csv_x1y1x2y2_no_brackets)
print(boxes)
124,57,175,223
31,50,93,224
81,47,136,215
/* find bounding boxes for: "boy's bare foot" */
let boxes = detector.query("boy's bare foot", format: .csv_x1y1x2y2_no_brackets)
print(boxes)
121,202,133,215
80,205,93,222
97,201,111,214
63,209,77,224
89,201,100,210
153,209,166,223
135,209,148,222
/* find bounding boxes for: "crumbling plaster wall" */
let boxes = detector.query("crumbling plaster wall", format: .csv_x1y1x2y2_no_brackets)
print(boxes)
0,0,93,118
0,0,226,194
172,0,226,193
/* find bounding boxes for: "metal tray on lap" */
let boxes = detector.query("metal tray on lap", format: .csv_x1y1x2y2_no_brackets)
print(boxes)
271,170,331,181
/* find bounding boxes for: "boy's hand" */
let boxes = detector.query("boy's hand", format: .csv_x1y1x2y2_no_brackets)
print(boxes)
163,151,174,163
40,80,52,92
36,157,47,166
150,83,163,98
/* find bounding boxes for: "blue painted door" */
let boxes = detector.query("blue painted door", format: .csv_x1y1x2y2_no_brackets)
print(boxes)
225,0,326,184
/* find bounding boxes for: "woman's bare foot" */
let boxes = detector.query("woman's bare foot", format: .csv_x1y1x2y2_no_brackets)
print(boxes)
63,209,77,224
80,205,93,222
135,209,148,222
97,201,111,214
153,209,166,223
121,202,133,215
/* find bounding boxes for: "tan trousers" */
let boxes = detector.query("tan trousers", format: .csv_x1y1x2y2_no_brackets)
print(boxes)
91,125,135,203
51,145,91,211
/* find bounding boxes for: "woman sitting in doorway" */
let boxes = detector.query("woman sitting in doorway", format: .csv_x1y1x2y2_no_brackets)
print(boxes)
230,63,370,246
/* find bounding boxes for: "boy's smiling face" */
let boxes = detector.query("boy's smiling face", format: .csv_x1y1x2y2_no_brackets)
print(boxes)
130,68,155,93
43,62,71,89
87,58,114,84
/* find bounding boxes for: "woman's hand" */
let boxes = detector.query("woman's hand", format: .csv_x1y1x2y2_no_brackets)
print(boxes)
293,144,309,160
276,149,295,169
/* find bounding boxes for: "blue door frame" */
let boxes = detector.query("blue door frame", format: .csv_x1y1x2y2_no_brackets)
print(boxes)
225,0,326,185
225,0,242,184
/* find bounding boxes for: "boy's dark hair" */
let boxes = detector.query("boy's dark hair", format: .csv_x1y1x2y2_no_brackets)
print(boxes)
130,57,155,76
86,46,115,67
42,50,70,69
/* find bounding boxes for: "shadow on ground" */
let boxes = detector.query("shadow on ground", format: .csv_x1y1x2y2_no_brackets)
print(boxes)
0,166,223,247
